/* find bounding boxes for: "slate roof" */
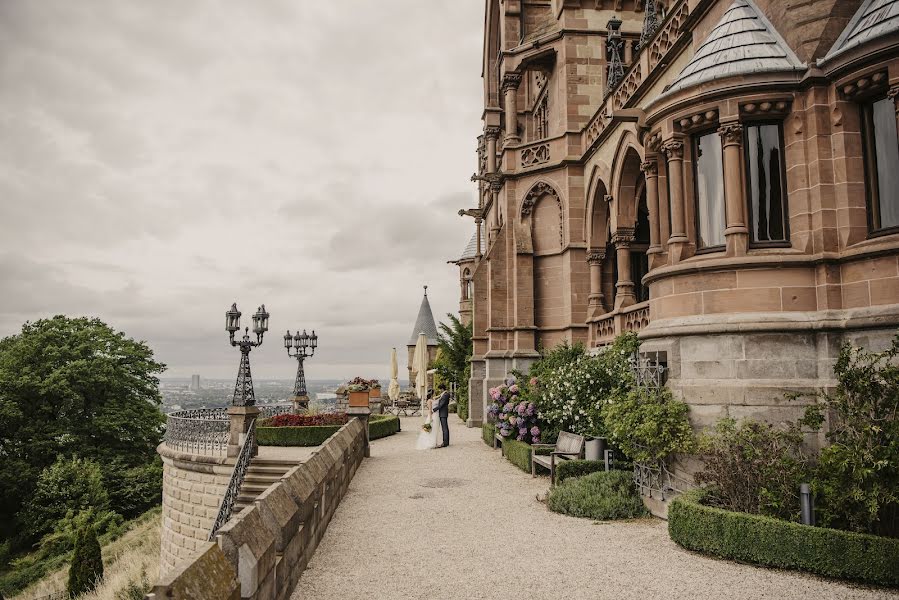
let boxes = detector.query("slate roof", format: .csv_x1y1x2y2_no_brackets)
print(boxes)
663,0,804,96
407,288,439,347
456,229,486,262
821,0,899,63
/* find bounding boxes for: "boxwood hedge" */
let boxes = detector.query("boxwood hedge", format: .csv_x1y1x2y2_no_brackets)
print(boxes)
482,423,495,446
669,488,899,587
503,439,532,473
258,414,399,446
556,459,607,484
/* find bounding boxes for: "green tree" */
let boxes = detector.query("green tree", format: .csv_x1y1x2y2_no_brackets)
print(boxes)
435,313,472,379
67,523,103,597
0,316,165,545
20,457,110,540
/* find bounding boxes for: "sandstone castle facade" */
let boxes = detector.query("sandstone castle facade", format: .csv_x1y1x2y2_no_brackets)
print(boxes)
454,0,899,431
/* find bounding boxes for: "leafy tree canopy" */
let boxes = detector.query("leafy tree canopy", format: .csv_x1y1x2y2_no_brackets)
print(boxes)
0,316,166,543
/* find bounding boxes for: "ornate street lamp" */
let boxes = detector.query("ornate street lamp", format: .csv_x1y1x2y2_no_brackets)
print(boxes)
284,328,318,412
226,303,269,407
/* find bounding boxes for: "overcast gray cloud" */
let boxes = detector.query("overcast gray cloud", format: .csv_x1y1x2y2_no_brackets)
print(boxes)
0,0,483,379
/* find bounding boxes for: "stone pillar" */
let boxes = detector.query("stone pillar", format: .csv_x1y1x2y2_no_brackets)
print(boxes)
613,227,636,309
485,126,500,173
641,157,663,263
227,405,260,458
587,249,606,315
719,122,749,256
502,73,522,145
347,406,371,458
490,180,503,235
663,139,688,263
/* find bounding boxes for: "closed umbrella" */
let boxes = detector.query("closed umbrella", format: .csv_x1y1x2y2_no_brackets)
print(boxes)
413,332,429,402
388,348,400,402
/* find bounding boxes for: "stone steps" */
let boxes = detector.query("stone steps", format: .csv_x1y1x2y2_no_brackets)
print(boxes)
232,457,297,514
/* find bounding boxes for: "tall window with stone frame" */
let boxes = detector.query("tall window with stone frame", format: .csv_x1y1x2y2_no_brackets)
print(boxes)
744,122,789,245
692,130,726,249
861,96,899,234
533,93,549,140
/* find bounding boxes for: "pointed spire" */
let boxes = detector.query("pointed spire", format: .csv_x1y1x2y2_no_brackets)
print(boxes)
408,286,439,346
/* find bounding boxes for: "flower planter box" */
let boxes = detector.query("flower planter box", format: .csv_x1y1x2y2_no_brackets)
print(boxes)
348,390,370,408
369,387,381,399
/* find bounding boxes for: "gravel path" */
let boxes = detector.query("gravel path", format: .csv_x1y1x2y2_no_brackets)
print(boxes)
291,416,896,600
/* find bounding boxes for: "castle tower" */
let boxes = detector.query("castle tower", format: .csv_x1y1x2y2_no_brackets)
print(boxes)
406,286,440,385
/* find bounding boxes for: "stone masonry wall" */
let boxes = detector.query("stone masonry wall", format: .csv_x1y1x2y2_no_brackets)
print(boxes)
147,418,367,600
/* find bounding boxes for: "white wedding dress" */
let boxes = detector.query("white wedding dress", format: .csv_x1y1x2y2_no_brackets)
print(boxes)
415,409,442,450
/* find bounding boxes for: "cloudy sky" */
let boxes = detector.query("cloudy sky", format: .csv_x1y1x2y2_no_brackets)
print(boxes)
0,1,483,380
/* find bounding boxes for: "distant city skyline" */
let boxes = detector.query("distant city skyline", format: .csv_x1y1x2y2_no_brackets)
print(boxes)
0,1,481,380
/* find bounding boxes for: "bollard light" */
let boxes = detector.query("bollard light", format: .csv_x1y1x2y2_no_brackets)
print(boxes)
800,483,815,526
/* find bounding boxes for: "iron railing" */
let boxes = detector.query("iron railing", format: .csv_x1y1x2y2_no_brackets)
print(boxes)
628,350,667,388
258,403,295,419
633,460,691,501
209,418,257,540
164,408,230,456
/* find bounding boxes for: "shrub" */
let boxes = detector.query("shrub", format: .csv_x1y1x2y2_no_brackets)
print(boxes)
67,523,103,597
801,335,899,537
503,439,532,473
669,488,899,586
482,423,495,446
257,425,340,447
262,413,348,427
694,418,809,521
556,460,607,485
548,470,647,520
604,385,694,463
368,415,400,440
487,378,540,443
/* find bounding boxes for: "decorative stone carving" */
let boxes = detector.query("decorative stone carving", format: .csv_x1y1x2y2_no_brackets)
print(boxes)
662,140,684,160
501,73,522,92
639,0,661,50
740,100,790,117
645,131,663,151
586,249,606,264
888,85,899,113
521,143,550,167
585,108,611,147
840,70,888,100
612,63,643,111
606,17,626,92
649,1,689,70
676,109,718,132
718,122,743,146
640,160,658,177
521,181,564,247
484,126,501,140
612,227,635,247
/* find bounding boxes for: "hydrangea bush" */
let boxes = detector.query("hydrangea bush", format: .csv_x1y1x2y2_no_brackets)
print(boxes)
487,377,540,443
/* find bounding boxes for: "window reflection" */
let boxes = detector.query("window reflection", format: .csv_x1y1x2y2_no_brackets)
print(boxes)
865,97,899,232
694,132,726,248
746,124,788,243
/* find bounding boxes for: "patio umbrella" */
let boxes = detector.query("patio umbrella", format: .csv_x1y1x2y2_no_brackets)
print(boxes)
413,332,429,402
388,347,401,402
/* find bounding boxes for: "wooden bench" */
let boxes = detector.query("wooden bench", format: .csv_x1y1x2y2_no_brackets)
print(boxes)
530,431,585,484
493,431,505,455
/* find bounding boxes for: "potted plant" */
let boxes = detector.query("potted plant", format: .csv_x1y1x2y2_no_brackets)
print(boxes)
346,377,371,408
368,379,382,399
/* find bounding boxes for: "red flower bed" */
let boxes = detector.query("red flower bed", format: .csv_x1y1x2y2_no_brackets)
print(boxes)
265,413,348,427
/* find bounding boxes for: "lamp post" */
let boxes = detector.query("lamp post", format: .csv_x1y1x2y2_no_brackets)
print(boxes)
225,302,269,457
284,328,318,412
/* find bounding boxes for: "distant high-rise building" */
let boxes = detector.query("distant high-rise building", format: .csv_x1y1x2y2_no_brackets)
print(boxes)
189,374,201,391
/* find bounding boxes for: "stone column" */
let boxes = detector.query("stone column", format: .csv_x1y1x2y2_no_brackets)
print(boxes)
490,179,503,235
613,227,636,309
587,249,606,314
485,126,500,173
719,122,749,256
227,405,260,458
502,73,522,145
641,158,662,258
663,139,688,262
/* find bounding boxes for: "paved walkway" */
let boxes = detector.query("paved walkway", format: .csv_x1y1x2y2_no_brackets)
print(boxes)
292,416,896,600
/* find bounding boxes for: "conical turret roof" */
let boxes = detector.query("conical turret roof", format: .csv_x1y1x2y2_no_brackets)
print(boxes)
821,0,899,63
408,286,439,347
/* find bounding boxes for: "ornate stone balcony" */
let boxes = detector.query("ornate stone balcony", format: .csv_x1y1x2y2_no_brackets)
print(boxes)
588,300,651,347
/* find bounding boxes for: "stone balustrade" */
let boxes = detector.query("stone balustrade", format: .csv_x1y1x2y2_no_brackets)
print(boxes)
148,417,367,600
589,301,651,347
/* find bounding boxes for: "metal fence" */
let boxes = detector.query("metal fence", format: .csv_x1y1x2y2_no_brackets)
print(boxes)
164,407,230,456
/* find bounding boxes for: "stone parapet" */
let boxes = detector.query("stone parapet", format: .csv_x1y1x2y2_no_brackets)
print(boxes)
148,418,367,600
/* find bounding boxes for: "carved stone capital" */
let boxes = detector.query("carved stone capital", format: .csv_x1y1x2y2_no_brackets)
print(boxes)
485,126,502,141
662,140,684,160
501,73,522,92
717,122,743,146
640,159,658,177
612,227,635,247
586,249,606,265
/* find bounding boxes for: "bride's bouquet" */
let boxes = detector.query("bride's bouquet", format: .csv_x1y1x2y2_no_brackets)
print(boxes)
421,422,432,433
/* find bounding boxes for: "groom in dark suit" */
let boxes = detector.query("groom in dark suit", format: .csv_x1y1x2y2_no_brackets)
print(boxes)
432,383,451,447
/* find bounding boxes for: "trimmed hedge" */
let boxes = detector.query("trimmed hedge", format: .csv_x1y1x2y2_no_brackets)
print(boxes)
482,423,495,446
369,414,400,440
556,460,607,485
503,439,532,473
669,488,899,587
258,414,399,446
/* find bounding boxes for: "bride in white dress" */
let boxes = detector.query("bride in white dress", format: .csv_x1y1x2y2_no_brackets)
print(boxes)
415,398,443,450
